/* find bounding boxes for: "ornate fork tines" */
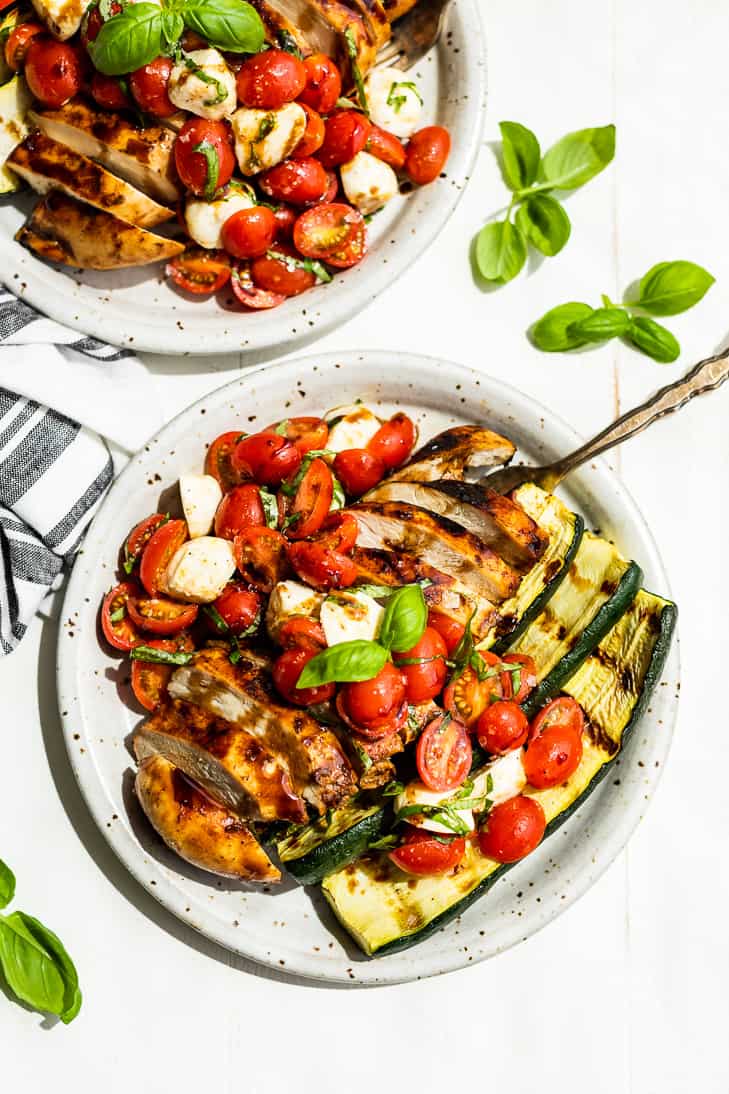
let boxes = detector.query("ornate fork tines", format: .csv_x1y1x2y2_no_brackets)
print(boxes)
374,0,453,71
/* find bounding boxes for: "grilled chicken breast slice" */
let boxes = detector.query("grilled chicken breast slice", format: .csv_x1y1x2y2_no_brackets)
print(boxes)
17,192,185,269
393,425,516,483
252,0,378,74
8,131,174,228
350,502,521,604
135,754,281,883
167,647,357,812
29,101,181,205
365,479,548,572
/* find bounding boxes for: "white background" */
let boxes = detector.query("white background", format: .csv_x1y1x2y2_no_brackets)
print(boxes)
3,0,729,1090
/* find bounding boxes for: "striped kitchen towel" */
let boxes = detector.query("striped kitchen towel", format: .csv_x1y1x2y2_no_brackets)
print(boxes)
0,288,161,655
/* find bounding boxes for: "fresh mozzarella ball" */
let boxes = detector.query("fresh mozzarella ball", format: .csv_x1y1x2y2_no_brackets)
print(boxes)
164,537,236,603
185,185,256,249
340,151,399,216
321,590,384,646
31,0,85,40
365,67,423,139
472,749,526,808
231,103,306,176
179,473,222,539
168,49,237,121
266,580,325,642
326,405,382,453
394,781,474,835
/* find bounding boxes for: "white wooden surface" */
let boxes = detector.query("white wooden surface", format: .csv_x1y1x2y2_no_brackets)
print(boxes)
3,1,729,1088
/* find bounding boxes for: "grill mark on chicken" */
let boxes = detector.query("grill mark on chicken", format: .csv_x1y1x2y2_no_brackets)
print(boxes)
393,425,516,483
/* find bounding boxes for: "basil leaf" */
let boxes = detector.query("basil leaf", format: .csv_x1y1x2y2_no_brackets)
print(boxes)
0,913,66,1019
192,139,219,200
530,302,593,351
475,219,527,284
515,194,571,257
352,583,399,599
631,260,715,316
499,121,540,190
0,859,15,909
569,306,630,343
161,9,183,49
130,645,195,666
183,0,264,53
540,124,615,190
378,584,426,652
259,487,279,528
89,4,164,75
330,472,345,511
627,317,680,363
296,639,388,687
343,26,368,114
9,912,81,1024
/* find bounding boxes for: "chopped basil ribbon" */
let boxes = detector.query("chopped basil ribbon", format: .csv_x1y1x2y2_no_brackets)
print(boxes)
193,139,220,200
330,472,346,512
259,487,280,528
386,80,422,113
130,645,194,666
277,28,302,56
266,249,333,284
109,605,126,623
281,511,302,531
256,112,276,141
368,833,398,851
178,48,228,105
202,603,229,633
353,743,373,771
274,419,289,436
343,26,368,115
393,654,446,667
382,780,405,797
228,612,262,663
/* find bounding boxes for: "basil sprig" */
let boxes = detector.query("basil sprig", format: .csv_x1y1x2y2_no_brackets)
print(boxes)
0,858,15,909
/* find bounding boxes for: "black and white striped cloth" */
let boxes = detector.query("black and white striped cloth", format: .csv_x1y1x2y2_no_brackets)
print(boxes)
0,288,161,655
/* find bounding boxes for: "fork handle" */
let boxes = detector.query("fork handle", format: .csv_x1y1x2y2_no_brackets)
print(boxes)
543,347,729,488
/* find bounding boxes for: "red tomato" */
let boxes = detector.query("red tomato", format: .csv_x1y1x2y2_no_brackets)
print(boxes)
318,110,371,168
233,526,289,592
476,700,529,755
90,72,130,111
236,48,306,109
366,125,406,169
232,432,301,487
174,117,235,197
331,449,383,497
292,102,325,158
367,412,417,469
121,513,168,575
416,713,472,792
265,416,328,455
312,510,358,552
272,204,297,240
336,693,408,740
210,583,261,635
426,610,465,656
500,653,537,704
5,22,43,71
205,431,242,489
524,698,584,789
287,541,357,590
299,52,341,113
221,205,277,260
389,826,466,876
167,249,231,295
259,157,328,205
272,647,335,706
214,483,265,539
101,582,143,651
24,37,82,108
405,125,451,185
287,457,333,539
477,795,546,863
339,661,405,726
530,696,584,740
128,56,176,117
317,169,339,204
250,246,316,297
277,617,327,651
230,261,286,309
139,519,188,597
293,203,366,268
443,651,504,728
127,595,198,635
395,626,448,703
131,635,194,712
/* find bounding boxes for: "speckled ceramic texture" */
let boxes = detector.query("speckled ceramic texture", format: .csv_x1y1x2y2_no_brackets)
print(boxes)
57,353,680,984
0,4,486,355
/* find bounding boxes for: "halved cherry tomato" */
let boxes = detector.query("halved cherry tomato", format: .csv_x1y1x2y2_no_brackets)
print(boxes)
236,48,306,109
209,582,261,635
167,249,231,295
477,795,546,863
24,37,82,108
312,511,359,553
443,651,504,728
366,125,406,169
139,519,188,597
250,245,316,297
174,117,235,196
476,700,529,755
205,431,242,489
265,416,328,455
426,610,465,656
299,52,341,114
405,125,451,185
231,432,301,487
530,696,584,741
214,483,265,539
500,653,537,704
259,156,329,205
273,646,335,706
90,72,130,111
389,826,466,876
339,661,405,727
131,635,194,711
101,582,143,651
318,110,371,168
287,457,333,539
278,617,327,651
5,22,43,71
233,526,289,592
395,626,448,703
128,56,176,117
121,513,168,575
336,693,408,740
292,102,325,158
221,205,277,260
416,713,472,792
126,595,198,636
367,412,417,469
293,203,366,268
333,448,385,497
230,261,286,309
287,541,357,590
523,697,584,789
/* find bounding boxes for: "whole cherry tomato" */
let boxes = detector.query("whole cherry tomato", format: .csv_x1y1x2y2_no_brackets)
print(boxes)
339,661,406,727
367,412,417,469
259,156,329,205
209,582,261,635
426,610,465,656
273,647,335,706
390,826,466,876
476,700,529,755
221,205,277,259
24,37,82,108
214,483,265,539
129,56,176,118
272,204,297,240
5,22,43,71
231,432,301,487
366,124,406,169
394,626,448,703
333,448,385,497
477,795,546,863
523,698,584,789
236,48,306,109
292,102,325,158
233,526,289,592
287,541,357,590
416,713,472,792
318,110,371,168
90,71,130,111
293,203,366,268
405,125,451,185
299,52,341,113
174,117,235,197
250,246,317,297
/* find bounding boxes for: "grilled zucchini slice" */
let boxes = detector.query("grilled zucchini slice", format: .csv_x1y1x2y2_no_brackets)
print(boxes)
276,798,388,885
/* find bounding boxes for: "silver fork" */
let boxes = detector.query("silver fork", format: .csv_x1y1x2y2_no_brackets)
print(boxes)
375,0,454,71
480,347,729,496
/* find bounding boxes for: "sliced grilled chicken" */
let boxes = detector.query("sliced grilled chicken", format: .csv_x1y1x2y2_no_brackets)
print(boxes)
166,647,357,812
350,501,521,604
252,0,378,75
135,697,308,823
8,131,174,228
345,0,390,48
16,192,185,269
29,101,181,205
394,425,516,483
135,754,281,883
365,479,548,573
253,0,310,53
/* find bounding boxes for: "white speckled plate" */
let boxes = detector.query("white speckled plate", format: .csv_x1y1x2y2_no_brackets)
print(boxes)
0,3,486,355
57,352,680,984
